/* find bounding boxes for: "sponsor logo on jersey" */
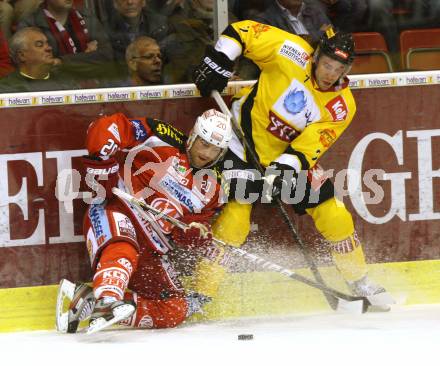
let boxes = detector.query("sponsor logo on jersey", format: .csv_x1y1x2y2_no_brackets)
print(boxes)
252,23,270,39
223,169,257,181
318,128,337,148
279,40,310,69
117,258,133,275
273,79,320,130
325,96,348,121
113,212,136,241
284,89,307,115
171,157,188,176
160,175,194,211
130,119,148,141
88,204,111,246
150,198,182,234
156,122,184,145
267,111,299,142
107,123,121,142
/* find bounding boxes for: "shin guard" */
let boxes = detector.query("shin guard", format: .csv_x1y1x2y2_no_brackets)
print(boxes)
93,241,139,300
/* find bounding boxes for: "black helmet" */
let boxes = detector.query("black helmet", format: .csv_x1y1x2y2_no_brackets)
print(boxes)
317,27,355,65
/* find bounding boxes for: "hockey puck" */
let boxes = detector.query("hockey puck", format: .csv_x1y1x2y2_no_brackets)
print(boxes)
238,334,253,340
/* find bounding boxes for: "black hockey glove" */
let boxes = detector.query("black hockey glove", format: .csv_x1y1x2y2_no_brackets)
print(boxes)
192,45,234,97
262,162,297,203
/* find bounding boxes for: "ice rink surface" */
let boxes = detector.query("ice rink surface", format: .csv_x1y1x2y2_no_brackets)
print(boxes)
2,304,439,366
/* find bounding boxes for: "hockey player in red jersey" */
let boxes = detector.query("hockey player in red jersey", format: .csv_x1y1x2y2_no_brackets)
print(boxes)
56,108,233,334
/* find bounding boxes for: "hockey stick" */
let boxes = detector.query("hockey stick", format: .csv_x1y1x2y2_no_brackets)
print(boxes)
112,187,371,313
211,90,338,309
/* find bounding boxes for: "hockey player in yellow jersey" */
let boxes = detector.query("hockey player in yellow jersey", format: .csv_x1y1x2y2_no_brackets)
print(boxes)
192,20,394,306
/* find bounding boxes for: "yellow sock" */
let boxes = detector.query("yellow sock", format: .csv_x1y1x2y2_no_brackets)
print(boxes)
331,235,368,282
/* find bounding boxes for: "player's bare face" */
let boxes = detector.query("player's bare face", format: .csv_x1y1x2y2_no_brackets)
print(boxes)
315,55,348,90
188,137,222,168
22,32,54,66
135,43,162,83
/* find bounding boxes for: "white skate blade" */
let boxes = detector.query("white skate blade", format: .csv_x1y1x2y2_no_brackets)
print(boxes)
336,298,365,314
366,292,396,312
55,279,76,333
87,304,135,335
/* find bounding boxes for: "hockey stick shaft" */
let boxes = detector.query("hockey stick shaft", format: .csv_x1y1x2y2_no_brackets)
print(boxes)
211,90,338,309
112,187,369,308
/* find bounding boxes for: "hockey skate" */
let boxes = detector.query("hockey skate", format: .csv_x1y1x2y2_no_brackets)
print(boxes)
87,297,136,334
56,279,96,333
347,275,395,311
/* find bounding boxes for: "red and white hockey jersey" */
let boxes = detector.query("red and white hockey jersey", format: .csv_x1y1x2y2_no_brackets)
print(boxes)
86,112,225,255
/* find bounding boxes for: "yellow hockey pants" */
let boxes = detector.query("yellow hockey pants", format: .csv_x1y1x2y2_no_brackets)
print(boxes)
193,198,368,297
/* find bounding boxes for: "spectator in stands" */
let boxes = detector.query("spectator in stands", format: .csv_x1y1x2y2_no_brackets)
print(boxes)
406,0,440,28
365,0,399,55
237,0,330,80
0,26,77,92
319,0,367,33
231,0,268,20
101,0,169,62
125,36,162,85
161,0,214,83
148,0,184,17
0,28,14,77
14,0,43,24
251,0,331,44
17,0,113,65
0,0,13,39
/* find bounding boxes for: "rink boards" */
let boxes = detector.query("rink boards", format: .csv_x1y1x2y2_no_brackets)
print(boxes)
0,73,440,331
2,259,440,332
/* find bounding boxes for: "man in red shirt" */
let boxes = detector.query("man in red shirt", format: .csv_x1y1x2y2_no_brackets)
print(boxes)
56,109,233,334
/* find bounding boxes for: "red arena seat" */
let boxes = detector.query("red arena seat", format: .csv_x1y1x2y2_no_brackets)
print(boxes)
349,32,393,74
400,28,440,70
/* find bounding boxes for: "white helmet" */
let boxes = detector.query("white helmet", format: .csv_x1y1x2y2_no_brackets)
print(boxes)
187,109,233,166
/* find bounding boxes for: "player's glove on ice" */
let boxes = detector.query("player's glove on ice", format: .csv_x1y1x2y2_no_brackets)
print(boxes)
193,45,234,97
82,155,119,202
263,162,297,203
171,214,213,250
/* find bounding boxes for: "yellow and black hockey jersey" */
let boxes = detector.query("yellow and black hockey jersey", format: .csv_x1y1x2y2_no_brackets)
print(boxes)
217,20,356,172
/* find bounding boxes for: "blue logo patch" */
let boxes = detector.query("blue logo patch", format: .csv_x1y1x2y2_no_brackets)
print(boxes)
283,89,307,115
130,119,148,141
160,176,194,211
88,204,112,243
